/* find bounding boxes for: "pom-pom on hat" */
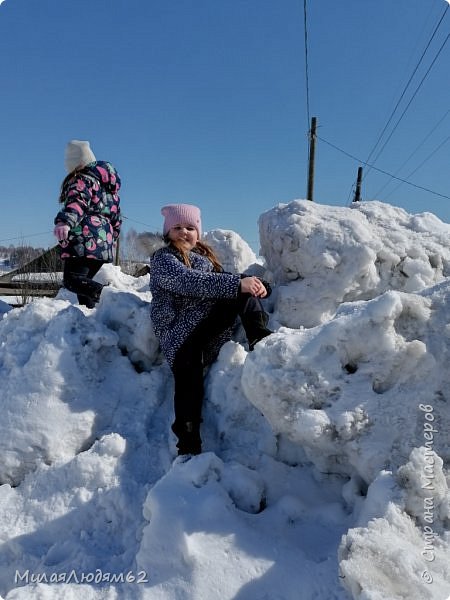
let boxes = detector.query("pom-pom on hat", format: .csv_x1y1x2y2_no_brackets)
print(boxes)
161,204,202,238
64,140,97,173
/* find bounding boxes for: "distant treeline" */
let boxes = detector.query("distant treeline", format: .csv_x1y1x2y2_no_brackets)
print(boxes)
0,245,48,269
0,228,152,272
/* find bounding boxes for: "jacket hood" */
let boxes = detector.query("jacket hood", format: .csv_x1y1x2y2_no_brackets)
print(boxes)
82,161,121,194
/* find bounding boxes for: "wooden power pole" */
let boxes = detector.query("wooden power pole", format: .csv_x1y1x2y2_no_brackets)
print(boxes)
306,116,317,201
114,236,120,266
353,166,363,203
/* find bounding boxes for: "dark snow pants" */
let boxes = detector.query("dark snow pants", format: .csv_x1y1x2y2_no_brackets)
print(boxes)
170,293,267,453
63,258,106,308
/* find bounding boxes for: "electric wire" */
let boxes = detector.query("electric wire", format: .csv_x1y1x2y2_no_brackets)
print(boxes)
121,214,158,230
346,182,357,206
364,5,449,175
317,134,450,201
368,30,450,178
0,232,55,245
382,133,450,201
373,108,450,199
303,0,311,129
0,214,157,247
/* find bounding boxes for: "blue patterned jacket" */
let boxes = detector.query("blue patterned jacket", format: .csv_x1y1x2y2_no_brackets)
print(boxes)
149,245,241,367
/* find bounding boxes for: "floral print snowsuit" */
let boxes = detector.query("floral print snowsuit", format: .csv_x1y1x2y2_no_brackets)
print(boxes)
55,161,121,262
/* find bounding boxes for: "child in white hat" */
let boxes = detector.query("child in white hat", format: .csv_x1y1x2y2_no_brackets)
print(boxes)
53,140,122,308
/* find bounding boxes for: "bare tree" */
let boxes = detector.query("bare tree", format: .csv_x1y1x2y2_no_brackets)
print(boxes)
119,228,162,276
8,243,62,306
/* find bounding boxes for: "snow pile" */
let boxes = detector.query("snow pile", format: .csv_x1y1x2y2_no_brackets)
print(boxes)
242,284,450,483
0,299,11,316
203,229,261,274
0,201,449,600
259,199,450,327
0,285,157,486
136,451,349,600
339,448,450,600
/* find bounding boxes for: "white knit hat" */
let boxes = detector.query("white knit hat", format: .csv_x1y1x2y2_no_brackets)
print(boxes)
64,140,96,173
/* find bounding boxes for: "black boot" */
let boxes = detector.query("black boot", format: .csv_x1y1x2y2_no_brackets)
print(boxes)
242,311,273,351
171,421,202,456
74,281,104,308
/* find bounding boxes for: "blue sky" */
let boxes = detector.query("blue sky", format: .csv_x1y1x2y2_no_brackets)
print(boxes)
1,0,450,254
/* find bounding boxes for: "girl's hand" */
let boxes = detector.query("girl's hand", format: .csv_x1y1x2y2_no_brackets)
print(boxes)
240,276,268,298
54,222,70,241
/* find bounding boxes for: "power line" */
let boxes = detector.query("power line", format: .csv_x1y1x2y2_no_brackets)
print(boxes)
364,5,449,174
303,0,311,128
0,231,54,245
368,31,450,176
373,108,450,198
121,214,157,230
382,133,450,201
317,134,450,201
0,214,157,247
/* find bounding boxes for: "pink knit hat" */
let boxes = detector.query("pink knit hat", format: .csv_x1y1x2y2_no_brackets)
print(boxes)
161,204,202,238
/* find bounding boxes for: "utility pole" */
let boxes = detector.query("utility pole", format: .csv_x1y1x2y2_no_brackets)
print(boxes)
114,236,120,266
353,167,363,203
306,116,317,201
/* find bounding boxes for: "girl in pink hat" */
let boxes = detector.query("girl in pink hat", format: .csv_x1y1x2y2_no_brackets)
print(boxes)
150,203,272,456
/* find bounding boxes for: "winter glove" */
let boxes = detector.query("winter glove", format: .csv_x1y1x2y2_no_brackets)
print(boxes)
53,222,70,241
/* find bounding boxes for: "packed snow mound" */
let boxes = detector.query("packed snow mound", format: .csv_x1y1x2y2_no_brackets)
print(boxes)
203,229,261,274
0,203,449,600
242,282,450,485
339,448,450,600
136,451,350,600
0,270,159,486
203,341,278,466
0,433,128,593
339,503,449,600
0,299,12,317
259,200,450,327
